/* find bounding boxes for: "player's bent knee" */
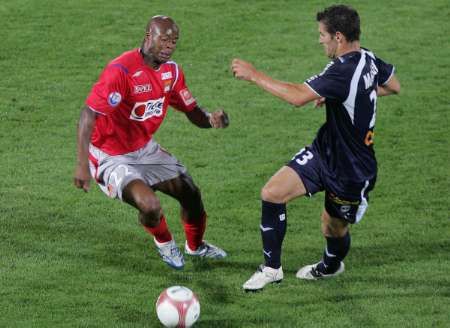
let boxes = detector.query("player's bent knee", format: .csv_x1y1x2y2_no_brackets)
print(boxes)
186,184,202,201
179,179,203,208
137,197,161,221
261,185,285,203
180,176,201,197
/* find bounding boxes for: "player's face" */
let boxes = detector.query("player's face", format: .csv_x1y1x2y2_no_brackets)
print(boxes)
145,24,179,64
318,22,338,59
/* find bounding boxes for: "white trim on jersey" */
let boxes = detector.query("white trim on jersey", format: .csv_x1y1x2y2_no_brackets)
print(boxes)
303,82,322,97
343,50,367,124
167,61,179,90
381,66,396,86
88,106,107,116
355,180,370,223
365,49,376,59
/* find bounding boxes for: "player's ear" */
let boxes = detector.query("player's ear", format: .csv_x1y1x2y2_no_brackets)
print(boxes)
144,32,153,46
335,31,344,43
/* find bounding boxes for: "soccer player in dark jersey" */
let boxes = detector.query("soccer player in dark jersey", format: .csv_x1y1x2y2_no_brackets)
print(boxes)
74,16,229,270
232,5,400,291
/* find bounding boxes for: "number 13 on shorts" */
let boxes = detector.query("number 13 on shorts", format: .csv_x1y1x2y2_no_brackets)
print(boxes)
293,148,314,166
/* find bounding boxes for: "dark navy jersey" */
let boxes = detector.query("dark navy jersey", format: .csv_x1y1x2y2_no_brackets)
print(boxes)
305,48,394,182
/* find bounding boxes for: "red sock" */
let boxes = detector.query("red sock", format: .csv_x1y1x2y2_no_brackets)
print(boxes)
143,216,172,243
183,211,207,251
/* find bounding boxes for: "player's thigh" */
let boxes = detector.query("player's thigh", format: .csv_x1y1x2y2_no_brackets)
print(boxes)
261,166,308,203
122,179,161,215
154,173,201,202
97,162,146,201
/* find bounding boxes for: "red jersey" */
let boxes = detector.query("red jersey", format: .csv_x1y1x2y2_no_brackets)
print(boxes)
86,49,197,155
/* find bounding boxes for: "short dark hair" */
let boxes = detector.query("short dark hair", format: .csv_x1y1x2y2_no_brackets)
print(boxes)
316,5,360,42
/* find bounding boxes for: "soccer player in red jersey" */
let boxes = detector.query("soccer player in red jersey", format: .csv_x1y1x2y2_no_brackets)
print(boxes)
74,15,229,269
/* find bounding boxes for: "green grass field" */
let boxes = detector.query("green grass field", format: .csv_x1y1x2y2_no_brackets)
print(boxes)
1,0,449,327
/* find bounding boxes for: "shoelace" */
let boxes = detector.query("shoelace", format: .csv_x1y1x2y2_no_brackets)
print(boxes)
310,266,324,278
170,246,181,257
198,244,215,257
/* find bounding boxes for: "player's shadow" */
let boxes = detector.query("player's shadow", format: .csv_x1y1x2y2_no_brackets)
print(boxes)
281,238,449,273
189,255,262,272
55,221,259,276
346,239,449,268
195,319,250,327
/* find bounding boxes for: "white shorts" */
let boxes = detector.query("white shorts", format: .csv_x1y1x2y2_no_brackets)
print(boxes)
89,139,188,200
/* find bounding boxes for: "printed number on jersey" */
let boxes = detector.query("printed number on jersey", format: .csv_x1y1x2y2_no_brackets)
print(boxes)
364,90,377,146
294,148,314,166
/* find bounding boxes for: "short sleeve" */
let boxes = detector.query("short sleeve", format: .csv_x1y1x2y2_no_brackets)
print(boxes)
169,66,197,112
376,57,395,85
304,61,349,101
86,65,128,115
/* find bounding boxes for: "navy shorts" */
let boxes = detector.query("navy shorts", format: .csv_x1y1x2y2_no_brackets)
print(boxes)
287,145,376,224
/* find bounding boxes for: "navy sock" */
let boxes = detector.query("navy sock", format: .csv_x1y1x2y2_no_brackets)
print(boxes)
318,232,351,274
260,200,287,269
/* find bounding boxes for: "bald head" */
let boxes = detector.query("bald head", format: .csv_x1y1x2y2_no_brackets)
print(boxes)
146,15,179,36
141,15,180,68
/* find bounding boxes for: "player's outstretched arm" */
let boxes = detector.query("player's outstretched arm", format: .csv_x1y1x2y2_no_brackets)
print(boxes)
74,106,96,192
185,106,229,129
377,74,400,97
231,58,320,107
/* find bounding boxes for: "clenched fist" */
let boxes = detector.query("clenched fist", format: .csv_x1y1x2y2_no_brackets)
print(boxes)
209,109,229,128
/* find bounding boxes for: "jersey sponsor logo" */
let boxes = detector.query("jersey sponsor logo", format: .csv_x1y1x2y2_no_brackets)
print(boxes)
107,92,122,107
130,97,165,121
161,71,172,80
134,84,152,94
180,88,195,106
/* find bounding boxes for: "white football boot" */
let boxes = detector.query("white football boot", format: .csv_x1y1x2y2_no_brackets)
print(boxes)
185,241,227,259
154,238,185,270
296,261,345,280
243,264,283,292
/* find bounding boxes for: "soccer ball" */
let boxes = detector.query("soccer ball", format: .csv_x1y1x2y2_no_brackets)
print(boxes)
156,286,200,327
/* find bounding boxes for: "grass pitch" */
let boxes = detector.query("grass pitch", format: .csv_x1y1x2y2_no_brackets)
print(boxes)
1,0,449,327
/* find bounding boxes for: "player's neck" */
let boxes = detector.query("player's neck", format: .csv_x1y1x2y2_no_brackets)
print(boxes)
140,48,161,70
336,41,360,57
